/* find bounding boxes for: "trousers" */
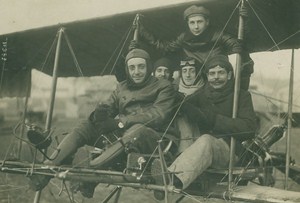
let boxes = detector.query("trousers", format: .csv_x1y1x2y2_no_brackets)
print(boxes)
168,134,230,189
48,120,165,166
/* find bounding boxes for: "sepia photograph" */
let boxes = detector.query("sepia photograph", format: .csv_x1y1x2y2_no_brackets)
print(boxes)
0,0,299,202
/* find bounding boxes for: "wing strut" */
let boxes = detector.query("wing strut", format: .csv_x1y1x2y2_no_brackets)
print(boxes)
33,27,64,203
228,0,245,191
285,49,295,189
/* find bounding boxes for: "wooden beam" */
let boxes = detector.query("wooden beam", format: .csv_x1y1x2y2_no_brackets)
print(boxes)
208,184,300,203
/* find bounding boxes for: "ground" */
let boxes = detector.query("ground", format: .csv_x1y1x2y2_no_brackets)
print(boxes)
0,118,300,203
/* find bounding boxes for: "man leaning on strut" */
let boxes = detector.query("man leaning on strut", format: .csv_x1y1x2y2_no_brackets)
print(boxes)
28,48,177,198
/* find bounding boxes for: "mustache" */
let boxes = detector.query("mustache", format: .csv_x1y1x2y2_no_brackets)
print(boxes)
211,79,223,84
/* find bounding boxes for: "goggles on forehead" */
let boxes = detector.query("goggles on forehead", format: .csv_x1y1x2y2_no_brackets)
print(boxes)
180,59,196,66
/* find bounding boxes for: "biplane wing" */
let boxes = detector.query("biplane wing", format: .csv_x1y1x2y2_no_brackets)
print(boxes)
0,0,300,97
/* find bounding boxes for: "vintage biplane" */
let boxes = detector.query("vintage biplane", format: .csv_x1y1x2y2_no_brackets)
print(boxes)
1,0,300,202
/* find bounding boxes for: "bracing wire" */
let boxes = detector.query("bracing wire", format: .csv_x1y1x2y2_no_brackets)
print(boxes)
48,180,81,203
179,190,205,203
63,30,84,77
109,26,133,75
40,35,58,73
101,25,133,76
246,0,280,50
1,132,18,167
250,90,300,109
267,30,300,52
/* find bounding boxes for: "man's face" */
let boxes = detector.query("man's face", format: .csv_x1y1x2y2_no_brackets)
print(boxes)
181,66,197,86
127,58,147,84
207,65,232,89
154,66,171,80
187,15,209,36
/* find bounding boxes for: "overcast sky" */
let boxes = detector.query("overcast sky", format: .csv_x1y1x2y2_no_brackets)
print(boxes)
0,0,194,34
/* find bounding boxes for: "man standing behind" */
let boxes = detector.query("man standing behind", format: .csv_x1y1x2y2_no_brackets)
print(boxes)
29,49,177,198
135,5,253,90
159,55,257,190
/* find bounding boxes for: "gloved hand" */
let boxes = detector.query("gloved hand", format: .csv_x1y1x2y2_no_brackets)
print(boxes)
232,39,244,54
96,118,119,134
88,104,111,124
182,102,216,129
239,5,248,18
138,23,155,43
93,104,111,122
128,40,140,51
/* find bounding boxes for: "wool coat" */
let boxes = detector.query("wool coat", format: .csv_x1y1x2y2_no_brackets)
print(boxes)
100,76,177,132
184,83,257,155
140,26,241,63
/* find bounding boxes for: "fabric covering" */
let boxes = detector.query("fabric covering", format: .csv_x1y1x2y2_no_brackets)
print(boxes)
0,0,299,96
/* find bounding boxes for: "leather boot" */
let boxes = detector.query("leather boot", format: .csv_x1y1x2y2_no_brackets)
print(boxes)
46,132,84,165
29,132,85,191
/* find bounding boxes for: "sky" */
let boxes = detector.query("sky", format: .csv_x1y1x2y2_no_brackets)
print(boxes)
0,0,194,34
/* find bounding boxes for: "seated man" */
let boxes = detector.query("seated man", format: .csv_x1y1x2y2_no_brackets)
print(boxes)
156,55,257,190
153,57,175,81
29,48,177,197
177,57,205,97
174,57,206,153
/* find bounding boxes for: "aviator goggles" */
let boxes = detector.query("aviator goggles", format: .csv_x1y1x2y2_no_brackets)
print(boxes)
180,59,196,67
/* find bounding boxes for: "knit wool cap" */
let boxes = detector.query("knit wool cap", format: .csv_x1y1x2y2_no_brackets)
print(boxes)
183,5,210,20
205,55,233,73
125,48,150,63
153,57,174,72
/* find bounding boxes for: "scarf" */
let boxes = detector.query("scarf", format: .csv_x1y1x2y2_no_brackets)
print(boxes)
204,79,234,103
182,26,217,52
126,74,153,90
178,77,205,96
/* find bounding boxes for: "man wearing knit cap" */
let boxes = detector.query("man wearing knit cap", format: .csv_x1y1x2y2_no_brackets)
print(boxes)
153,57,174,81
28,48,177,198
132,4,253,90
153,55,257,195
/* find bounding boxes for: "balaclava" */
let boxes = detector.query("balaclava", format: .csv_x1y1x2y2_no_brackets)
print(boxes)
125,48,153,88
